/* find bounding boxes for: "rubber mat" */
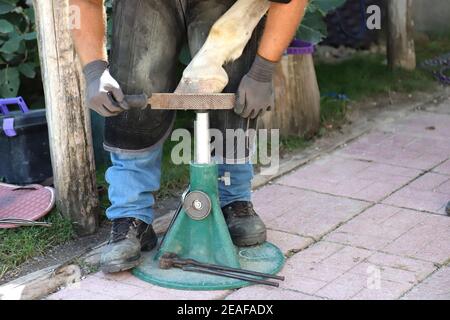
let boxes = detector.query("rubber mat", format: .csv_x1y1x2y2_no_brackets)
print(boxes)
0,182,55,229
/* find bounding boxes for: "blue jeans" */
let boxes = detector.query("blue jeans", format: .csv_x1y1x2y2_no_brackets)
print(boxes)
105,147,253,225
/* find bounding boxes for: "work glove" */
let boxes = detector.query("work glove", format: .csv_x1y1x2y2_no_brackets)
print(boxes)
83,60,129,117
234,55,276,119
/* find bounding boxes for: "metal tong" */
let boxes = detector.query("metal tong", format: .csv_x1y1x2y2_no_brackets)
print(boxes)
0,218,52,227
159,252,284,287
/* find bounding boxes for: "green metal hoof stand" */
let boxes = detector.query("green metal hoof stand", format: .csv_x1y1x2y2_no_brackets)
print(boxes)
132,105,284,290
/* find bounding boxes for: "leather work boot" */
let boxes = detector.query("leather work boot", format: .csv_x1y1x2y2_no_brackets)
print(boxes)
100,218,157,273
221,201,267,247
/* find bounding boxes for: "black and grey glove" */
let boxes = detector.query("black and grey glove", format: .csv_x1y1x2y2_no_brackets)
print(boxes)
235,55,276,119
83,60,129,117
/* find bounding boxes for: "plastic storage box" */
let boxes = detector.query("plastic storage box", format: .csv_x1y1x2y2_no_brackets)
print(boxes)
0,97,52,185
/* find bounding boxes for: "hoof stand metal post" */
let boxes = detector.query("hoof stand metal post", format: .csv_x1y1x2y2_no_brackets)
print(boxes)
131,93,285,290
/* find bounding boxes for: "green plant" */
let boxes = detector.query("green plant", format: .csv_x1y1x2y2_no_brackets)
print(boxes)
0,0,39,98
297,0,346,44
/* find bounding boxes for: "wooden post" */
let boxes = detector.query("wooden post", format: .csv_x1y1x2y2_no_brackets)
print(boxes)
260,53,321,139
32,0,99,235
387,0,416,70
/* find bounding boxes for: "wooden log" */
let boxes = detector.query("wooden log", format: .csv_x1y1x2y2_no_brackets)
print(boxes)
260,53,321,139
32,0,99,235
0,264,81,300
387,0,416,70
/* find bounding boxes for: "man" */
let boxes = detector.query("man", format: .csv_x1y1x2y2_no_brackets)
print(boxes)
71,0,307,273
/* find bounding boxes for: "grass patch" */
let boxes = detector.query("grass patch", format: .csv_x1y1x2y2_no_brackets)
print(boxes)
315,53,436,101
280,135,311,153
315,33,450,102
320,97,347,127
0,210,74,280
415,33,450,62
159,139,190,199
158,111,193,198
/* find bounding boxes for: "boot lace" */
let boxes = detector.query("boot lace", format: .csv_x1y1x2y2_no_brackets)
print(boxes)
226,201,256,217
109,218,136,243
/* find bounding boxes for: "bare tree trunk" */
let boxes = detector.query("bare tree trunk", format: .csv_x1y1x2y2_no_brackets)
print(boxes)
387,0,416,70
260,53,321,139
32,0,99,235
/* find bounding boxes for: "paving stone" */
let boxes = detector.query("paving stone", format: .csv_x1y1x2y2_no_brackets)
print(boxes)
252,184,311,221
326,204,450,265
94,271,229,300
316,260,419,300
325,205,428,250
383,172,450,214
315,273,368,300
337,130,450,171
421,98,450,115
316,260,427,300
363,252,436,285
349,257,434,286
47,275,144,300
69,274,146,299
385,112,450,142
282,239,438,300
351,280,412,300
321,246,373,271
266,229,313,255
321,272,410,300
48,288,118,300
382,213,450,264
283,260,346,283
278,155,420,202
279,272,329,295
95,271,158,289
402,267,450,300
225,285,321,300
49,272,229,300
286,241,344,264
433,159,450,175
280,242,372,295
261,186,369,239
127,286,230,300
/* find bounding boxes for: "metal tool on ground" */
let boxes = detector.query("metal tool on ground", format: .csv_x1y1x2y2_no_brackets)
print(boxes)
181,266,280,287
159,252,285,283
129,92,285,290
0,218,52,227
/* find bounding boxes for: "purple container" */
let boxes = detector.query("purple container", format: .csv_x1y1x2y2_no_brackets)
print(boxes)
0,97,30,137
285,39,315,55
0,98,52,184
0,96,30,115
